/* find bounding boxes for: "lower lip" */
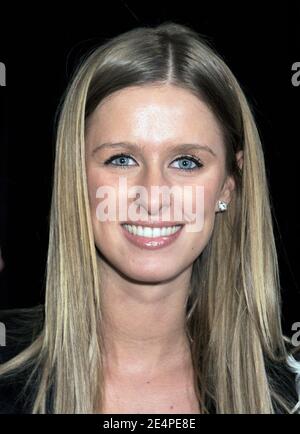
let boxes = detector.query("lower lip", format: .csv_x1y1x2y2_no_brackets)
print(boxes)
120,225,184,250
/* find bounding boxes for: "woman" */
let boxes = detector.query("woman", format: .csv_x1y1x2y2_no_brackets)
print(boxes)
0,21,299,414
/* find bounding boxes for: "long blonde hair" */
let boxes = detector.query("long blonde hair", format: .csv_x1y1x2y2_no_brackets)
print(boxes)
0,21,298,413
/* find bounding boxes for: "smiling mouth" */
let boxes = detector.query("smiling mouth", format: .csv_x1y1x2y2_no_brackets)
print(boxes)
121,224,183,238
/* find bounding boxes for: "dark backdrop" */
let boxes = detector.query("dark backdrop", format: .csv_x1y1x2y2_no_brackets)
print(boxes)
0,2,299,339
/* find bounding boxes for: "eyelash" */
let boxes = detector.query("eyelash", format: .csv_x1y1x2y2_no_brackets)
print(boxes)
103,153,204,172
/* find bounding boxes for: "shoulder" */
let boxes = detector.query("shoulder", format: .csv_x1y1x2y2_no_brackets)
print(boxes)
286,349,300,413
0,305,44,414
262,342,300,414
0,345,35,414
273,346,300,414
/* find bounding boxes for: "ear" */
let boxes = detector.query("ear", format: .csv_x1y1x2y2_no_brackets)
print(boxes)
216,150,243,210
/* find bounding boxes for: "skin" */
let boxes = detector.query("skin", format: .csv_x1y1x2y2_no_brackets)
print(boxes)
85,84,243,412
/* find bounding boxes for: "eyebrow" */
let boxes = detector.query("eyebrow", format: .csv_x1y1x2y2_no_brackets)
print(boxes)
91,141,217,157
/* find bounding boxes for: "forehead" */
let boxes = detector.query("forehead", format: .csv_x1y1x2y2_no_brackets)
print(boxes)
85,84,224,153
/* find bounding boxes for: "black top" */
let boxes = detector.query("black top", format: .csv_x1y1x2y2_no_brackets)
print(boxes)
0,308,299,414
0,305,44,414
0,346,34,413
1,344,299,414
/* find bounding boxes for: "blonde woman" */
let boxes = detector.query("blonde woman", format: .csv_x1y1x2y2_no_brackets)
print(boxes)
0,21,299,414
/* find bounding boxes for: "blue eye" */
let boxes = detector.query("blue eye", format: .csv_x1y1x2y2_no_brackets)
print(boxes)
171,156,203,171
104,153,203,171
104,154,137,168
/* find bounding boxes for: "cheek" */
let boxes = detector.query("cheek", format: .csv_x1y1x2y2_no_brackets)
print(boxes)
183,176,221,222
201,179,222,235
202,168,225,210
185,178,222,248
203,183,220,214
86,168,124,229
86,169,101,218
86,167,115,227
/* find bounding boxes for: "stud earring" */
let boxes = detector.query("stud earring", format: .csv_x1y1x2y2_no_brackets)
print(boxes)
217,200,227,212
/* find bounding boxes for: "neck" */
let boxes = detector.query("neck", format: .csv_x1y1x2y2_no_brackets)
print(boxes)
99,259,193,377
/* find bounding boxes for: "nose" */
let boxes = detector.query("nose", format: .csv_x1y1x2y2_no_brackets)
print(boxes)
131,164,172,218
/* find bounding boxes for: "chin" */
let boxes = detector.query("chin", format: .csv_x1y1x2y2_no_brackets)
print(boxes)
122,258,183,281
122,268,179,284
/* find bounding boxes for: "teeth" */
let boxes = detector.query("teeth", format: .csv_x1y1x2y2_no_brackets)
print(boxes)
122,224,182,238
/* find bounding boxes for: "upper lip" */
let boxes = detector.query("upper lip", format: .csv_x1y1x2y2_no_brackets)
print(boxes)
121,221,184,228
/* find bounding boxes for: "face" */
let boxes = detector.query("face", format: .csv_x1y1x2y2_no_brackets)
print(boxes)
85,84,239,283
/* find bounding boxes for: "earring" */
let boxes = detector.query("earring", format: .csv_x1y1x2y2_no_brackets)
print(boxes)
217,200,227,212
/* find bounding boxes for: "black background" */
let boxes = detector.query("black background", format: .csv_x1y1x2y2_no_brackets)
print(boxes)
0,2,299,338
